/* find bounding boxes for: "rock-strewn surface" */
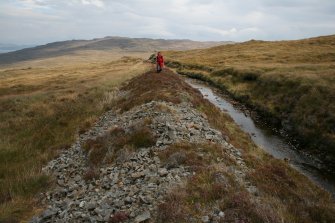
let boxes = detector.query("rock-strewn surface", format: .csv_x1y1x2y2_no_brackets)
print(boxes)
31,101,252,223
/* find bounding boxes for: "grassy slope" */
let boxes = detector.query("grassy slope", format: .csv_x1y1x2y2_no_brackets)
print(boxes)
0,56,151,221
0,50,151,69
112,70,335,222
163,35,335,170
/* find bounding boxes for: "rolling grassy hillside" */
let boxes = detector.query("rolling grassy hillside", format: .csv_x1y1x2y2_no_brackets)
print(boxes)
0,37,231,65
0,56,151,221
164,35,335,172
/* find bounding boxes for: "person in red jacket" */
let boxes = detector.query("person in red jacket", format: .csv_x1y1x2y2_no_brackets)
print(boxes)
156,52,164,73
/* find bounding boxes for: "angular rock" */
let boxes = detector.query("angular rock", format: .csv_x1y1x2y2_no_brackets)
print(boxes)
202,215,210,223
131,171,145,179
135,211,151,223
86,202,96,211
79,201,85,208
42,209,56,219
158,168,168,176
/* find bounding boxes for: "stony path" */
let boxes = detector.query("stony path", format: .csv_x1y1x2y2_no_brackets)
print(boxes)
31,101,255,223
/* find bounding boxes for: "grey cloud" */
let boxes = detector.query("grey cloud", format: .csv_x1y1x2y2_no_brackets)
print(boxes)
0,0,334,44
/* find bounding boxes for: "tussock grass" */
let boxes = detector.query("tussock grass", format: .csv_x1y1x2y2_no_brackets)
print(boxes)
83,167,99,182
156,142,240,222
164,35,335,171
108,211,129,223
127,125,156,149
0,56,150,221
249,158,335,223
82,123,156,168
158,142,234,171
157,158,281,223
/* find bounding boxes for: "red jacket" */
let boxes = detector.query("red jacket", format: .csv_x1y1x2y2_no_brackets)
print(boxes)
156,55,164,65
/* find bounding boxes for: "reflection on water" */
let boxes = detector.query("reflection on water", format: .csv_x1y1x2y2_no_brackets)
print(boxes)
186,78,335,197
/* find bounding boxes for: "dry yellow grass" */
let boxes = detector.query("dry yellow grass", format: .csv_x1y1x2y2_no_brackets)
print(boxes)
164,35,335,66
0,50,151,69
0,55,151,222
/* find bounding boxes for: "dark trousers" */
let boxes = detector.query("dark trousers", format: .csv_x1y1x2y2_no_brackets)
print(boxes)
156,64,162,73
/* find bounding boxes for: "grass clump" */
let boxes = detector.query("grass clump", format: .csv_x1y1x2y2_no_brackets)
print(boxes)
220,191,280,223
157,190,188,223
158,142,233,171
249,158,335,223
157,164,280,223
127,126,156,148
211,67,260,81
82,124,156,167
83,167,99,182
83,135,110,166
109,211,129,223
158,143,202,169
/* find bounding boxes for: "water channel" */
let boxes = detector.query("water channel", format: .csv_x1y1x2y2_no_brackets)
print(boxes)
186,78,335,197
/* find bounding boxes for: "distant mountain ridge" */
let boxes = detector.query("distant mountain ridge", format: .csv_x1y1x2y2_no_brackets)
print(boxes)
0,36,233,65
0,43,35,53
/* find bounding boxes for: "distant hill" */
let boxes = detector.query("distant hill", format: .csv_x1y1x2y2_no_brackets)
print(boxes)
0,37,233,65
0,43,35,54
164,35,335,66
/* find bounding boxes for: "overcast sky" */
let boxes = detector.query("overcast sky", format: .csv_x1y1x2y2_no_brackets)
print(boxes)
0,0,335,45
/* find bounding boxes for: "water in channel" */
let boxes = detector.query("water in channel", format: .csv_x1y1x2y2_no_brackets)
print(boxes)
186,78,335,197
